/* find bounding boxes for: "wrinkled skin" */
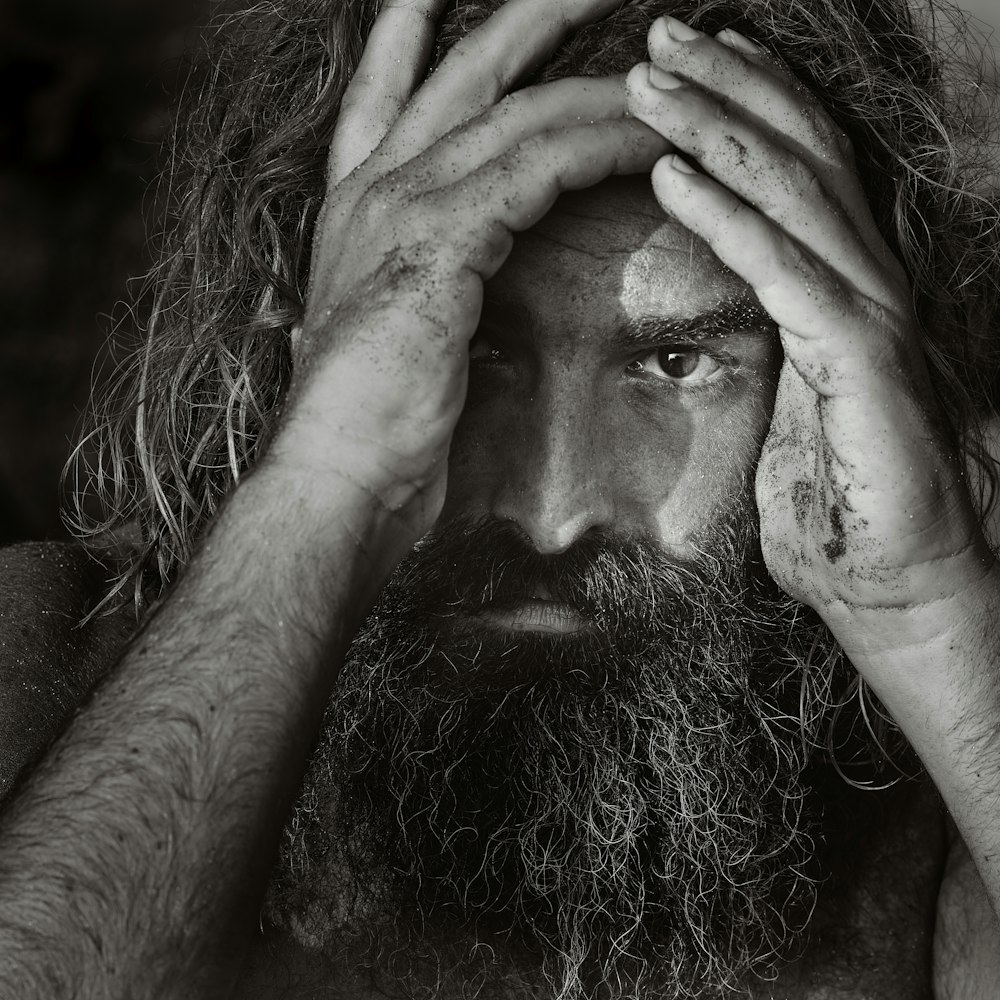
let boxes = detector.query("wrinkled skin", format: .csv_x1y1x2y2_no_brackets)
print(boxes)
281,0,1000,968
621,21,989,619
0,3,998,999
292,3,995,630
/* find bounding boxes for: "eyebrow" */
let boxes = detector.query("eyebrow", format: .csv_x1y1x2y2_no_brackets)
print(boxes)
617,297,778,347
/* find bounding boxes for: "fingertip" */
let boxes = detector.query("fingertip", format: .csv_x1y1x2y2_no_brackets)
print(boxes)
625,62,686,123
715,27,764,56
624,62,662,120
646,15,713,75
645,16,671,55
624,61,651,96
652,153,699,183
657,15,702,42
649,154,711,221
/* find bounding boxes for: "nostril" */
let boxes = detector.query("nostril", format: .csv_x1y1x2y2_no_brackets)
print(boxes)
485,426,617,555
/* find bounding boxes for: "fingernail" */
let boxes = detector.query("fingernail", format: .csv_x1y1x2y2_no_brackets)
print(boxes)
717,28,763,55
663,16,700,41
648,65,684,90
667,155,697,174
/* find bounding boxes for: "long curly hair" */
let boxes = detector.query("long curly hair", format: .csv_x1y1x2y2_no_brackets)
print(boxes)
64,0,1000,612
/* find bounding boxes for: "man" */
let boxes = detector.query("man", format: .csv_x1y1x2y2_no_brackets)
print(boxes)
0,0,999,996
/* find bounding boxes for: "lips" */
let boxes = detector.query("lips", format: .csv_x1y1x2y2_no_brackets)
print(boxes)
472,584,592,635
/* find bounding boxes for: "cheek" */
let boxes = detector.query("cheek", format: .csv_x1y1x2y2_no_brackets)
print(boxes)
642,372,779,548
443,407,501,510
441,353,779,545
441,381,700,532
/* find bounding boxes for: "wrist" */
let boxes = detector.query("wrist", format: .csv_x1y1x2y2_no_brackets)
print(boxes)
823,543,1000,659
820,546,1000,739
204,453,422,644
264,383,448,546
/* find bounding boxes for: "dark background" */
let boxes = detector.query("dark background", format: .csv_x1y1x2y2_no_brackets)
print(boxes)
0,0,996,546
0,0,203,544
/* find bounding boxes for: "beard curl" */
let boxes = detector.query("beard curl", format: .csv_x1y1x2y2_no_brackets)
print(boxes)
264,505,857,1000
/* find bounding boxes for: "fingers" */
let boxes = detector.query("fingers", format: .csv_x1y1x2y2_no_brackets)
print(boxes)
316,75,640,279
328,0,449,184
708,28,854,175
382,0,624,164
635,16,889,260
646,153,906,396
649,18,848,168
426,119,670,279
625,63,881,293
411,76,636,187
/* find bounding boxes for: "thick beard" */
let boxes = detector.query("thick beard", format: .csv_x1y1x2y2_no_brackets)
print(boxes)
264,497,848,999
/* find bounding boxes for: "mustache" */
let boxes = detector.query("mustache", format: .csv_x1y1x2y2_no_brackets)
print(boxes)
270,505,833,991
379,506,768,635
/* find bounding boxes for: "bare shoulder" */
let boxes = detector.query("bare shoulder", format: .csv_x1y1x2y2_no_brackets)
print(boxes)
0,541,138,798
934,826,1000,999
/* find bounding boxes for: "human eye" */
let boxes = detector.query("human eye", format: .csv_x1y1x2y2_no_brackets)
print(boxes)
469,333,507,364
625,343,728,385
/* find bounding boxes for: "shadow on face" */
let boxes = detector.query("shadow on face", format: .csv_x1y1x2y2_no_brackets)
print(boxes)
443,175,783,560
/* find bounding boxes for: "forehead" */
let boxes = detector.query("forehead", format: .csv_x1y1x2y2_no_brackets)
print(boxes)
492,176,752,322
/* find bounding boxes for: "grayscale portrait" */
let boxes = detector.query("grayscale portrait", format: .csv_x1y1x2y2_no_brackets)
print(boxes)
1,1,999,997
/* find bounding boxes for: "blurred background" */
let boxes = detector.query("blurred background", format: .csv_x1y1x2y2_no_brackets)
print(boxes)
0,0,997,545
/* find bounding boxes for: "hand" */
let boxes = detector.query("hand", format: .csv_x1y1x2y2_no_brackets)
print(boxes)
273,0,668,554
623,16,995,652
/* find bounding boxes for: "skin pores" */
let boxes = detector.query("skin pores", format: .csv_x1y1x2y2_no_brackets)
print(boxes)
442,175,783,572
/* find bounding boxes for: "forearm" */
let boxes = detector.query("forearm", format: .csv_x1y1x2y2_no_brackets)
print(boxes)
830,554,1000,918
0,458,402,998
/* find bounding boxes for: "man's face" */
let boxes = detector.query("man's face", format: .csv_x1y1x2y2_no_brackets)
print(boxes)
443,175,781,576
266,178,844,1000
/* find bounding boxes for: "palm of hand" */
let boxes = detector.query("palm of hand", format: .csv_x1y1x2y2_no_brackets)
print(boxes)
623,17,991,633
756,346,981,618
281,0,665,543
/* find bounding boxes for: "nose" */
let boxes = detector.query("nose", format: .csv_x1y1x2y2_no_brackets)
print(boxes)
486,388,618,555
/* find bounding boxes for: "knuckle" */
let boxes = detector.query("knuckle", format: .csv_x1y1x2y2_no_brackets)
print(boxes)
494,86,536,122
357,175,412,227
787,153,825,200
804,104,855,164
445,33,477,63
712,95,733,125
443,31,493,78
835,128,856,162
511,130,551,163
755,230,818,293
